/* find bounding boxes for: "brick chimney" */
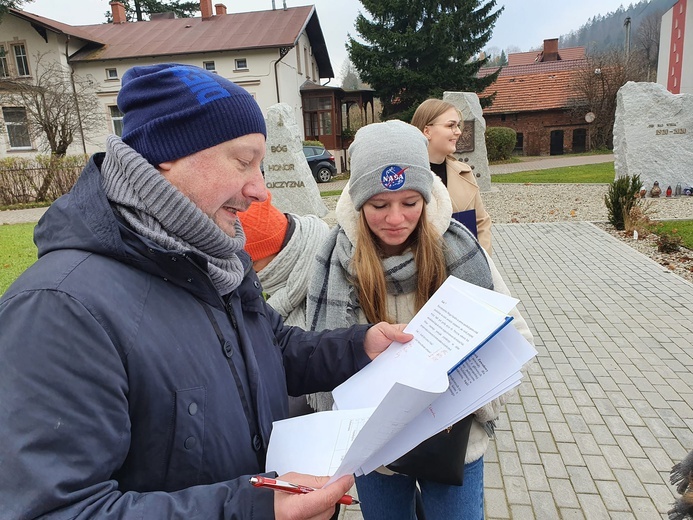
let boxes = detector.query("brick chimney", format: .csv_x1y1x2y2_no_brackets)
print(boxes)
215,3,227,15
541,38,559,62
110,1,127,24
200,0,213,19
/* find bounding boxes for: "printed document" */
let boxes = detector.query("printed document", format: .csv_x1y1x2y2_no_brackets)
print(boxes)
265,276,537,483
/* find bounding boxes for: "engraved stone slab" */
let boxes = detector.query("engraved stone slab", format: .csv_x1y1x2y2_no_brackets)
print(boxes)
443,91,491,192
613,82,693,195
264,103,327,216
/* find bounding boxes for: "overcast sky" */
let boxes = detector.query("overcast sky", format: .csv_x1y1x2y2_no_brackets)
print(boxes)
26,0,649,80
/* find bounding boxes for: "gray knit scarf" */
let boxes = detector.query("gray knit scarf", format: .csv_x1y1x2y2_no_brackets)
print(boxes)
100,135,246,295
258,214,329,327
306,220,493,332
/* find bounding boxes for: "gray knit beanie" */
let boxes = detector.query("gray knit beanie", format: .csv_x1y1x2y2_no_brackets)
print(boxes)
348,120,433,210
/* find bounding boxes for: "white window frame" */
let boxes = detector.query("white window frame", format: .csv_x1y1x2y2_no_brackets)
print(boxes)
234,58,248,71
2,106,32,149
203,61,217,73
0,46,8,78
12,43,30,77
109,105,124,136
105,67,118,80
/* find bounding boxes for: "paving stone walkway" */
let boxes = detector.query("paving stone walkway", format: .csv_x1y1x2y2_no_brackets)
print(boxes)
341,221,692,519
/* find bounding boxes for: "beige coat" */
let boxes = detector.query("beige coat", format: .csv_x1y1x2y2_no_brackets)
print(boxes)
445,156,493,255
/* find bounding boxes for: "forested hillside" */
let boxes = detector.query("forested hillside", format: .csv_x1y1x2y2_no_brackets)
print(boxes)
559,0,677,51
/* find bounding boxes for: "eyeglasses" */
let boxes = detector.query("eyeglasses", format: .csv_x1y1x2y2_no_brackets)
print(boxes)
428,122,463,132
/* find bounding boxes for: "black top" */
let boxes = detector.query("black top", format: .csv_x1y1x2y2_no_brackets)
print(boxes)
430,161,447,187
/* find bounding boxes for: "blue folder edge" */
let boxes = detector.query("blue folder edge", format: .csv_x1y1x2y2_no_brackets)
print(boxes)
446,315,514,375
452,209,478,239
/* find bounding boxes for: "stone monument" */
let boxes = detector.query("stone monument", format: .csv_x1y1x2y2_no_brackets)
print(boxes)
264,103,328,217
442,91,492,192
613,82,693,195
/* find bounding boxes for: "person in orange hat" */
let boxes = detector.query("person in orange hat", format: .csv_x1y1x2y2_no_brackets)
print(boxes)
239,190,330,328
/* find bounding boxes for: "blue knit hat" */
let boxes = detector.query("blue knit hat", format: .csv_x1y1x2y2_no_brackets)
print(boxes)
118,63,266,166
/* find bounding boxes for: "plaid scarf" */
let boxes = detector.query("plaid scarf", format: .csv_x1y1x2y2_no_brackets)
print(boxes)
305,220,493,333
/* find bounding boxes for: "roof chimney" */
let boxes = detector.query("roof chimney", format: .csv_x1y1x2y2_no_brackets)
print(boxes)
541,38,559,62
110,1,127,24
214,3,227,15
200,0,213,19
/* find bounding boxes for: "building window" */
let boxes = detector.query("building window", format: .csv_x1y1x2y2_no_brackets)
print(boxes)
12,44,30,77
303,96,332,137
500,114,506,122
0,46,8,78
2,107,32,148
105,67,118,79
203,61,216,73
110,105,124,136
514,132,524,152
235,58,248,71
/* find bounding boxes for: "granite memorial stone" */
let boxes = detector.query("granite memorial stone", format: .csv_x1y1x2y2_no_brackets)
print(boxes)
613,82,693,196
264,103,328,217
443,91,492,192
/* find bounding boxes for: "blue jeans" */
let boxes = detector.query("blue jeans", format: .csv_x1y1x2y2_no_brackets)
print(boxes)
355,457,484,520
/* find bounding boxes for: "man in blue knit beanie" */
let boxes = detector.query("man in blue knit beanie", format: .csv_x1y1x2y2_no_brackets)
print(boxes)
0,63,411,519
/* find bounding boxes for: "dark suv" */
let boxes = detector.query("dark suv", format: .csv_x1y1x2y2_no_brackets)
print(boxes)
303,146,337,183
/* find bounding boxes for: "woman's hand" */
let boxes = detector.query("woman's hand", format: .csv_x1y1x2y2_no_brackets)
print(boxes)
363,322,413,360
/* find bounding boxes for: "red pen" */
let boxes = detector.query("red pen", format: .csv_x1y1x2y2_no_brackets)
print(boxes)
249,475,359,505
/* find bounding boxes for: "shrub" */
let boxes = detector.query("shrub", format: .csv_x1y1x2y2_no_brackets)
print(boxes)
656,229,682,253
485,127,516,161
303,140,324,148
604,174,643,231
0,154,87,206
624,200,656,238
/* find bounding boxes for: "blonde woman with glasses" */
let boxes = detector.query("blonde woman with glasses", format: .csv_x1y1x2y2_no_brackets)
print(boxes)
411,99,493,254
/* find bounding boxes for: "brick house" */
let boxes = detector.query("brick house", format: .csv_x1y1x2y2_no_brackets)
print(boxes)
0,1,363,165
479,39,591,156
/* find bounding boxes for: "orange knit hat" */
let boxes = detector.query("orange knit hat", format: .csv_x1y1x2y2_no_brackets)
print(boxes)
238,191,289,262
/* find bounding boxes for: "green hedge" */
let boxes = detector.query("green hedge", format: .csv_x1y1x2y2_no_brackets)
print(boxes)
485,127,516,161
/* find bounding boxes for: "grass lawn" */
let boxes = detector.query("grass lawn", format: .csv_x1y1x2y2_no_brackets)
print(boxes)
491,162,614,184
651,220,693,250
0,223,37,295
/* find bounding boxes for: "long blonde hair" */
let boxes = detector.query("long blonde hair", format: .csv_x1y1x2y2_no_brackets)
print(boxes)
410,98,460,133
351,204,447,324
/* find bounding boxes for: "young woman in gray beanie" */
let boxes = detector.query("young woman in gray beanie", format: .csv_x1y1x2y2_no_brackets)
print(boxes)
306,120,534,519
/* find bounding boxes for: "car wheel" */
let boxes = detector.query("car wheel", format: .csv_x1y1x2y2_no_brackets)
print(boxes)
316,166,333,183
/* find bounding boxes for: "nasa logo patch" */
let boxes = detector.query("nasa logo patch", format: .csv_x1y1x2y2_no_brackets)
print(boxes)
380,165,408,191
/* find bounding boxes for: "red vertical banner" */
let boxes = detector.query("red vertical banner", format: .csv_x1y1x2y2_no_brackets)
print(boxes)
668,0,687,94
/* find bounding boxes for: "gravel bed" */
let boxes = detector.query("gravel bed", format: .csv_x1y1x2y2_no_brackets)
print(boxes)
323,183,693,284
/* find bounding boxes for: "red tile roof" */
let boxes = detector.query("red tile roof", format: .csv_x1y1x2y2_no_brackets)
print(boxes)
478,58,588,78
8,9,104,44
70,6,315,60
507,46,585,66
480,69,587,114
10,6,334,77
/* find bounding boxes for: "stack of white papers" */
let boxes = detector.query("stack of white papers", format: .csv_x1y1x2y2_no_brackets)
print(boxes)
266,275,537,484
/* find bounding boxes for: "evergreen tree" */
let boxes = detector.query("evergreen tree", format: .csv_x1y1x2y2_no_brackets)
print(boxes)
105,0,198,22
347,0,503,119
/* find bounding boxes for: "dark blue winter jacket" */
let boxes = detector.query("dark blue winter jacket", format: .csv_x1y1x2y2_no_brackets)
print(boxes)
0,154,371,519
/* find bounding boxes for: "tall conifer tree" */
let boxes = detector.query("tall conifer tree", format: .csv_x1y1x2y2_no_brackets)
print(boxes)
348,0,503,118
